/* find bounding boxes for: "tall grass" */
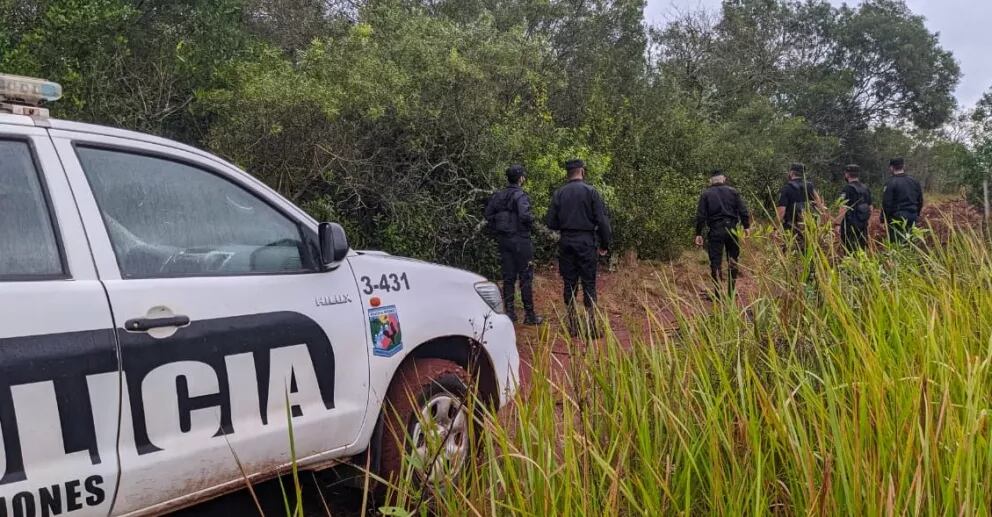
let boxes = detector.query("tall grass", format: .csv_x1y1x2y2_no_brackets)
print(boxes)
392,225,992,515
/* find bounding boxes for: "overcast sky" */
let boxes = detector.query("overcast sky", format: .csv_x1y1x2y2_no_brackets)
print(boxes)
645,0,991,109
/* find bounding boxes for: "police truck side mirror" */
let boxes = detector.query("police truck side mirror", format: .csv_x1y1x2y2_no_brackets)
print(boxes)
318,222,349,268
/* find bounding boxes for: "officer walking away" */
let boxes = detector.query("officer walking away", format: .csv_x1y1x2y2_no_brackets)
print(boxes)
834,164,873,252
776,163,825,251
694,170,751,295
545,159,612,337
881,157,923,244
485,164,543,325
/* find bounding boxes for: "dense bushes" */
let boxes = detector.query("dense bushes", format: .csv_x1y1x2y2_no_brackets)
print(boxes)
1,0,979,274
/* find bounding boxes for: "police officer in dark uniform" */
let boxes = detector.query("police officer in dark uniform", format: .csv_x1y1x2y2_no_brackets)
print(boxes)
485,164,543,325
881,157,923,244
776,163,825,252
545,159,612,336
834,164,873,252
694,170,751,294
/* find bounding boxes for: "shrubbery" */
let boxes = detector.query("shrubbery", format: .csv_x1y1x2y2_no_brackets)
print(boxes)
2,0,981,275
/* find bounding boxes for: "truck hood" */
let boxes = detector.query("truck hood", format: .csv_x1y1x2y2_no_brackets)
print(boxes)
348,251,487,283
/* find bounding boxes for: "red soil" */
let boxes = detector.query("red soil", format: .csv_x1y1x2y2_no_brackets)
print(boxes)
510,197,985,394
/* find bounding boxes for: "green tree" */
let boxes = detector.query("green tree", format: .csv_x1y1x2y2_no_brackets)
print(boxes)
832,0,960,131
199,3,572,272
962,87,992,204
656,0,961,164
1,0,252,141
0,0,969,272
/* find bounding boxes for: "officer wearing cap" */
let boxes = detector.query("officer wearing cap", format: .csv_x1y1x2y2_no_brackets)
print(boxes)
694,170,751,294
485,164,543,325
545,159,612,337
834,164,873,252
776,162,825,251
881,157,923,244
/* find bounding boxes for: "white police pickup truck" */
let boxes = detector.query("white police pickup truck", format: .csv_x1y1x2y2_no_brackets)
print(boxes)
0,75,519,516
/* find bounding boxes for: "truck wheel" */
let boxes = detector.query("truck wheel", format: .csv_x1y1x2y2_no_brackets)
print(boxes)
378,358,475,485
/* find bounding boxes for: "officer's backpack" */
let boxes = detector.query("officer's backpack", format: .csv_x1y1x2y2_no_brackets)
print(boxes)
787,180,815,227
847,183,872,225
789,180,814,213
485,189,523,237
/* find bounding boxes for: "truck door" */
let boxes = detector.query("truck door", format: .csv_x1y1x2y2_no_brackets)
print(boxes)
0,126,120,516
51,133,370,515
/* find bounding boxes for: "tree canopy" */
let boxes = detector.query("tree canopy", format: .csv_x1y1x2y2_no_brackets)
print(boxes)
0,0,975,273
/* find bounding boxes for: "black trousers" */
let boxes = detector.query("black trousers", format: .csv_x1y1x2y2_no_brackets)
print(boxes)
841,221,868,252
783,226,818,286
887,212,918,244
707,226,740,288
782,226,808,254
498,236,535,317
558,232,598,309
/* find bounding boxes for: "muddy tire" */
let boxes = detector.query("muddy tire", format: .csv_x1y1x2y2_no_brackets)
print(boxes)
377,358,475,486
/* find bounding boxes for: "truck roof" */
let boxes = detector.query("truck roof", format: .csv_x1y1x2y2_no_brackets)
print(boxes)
0,113,318,226
1,113,217,161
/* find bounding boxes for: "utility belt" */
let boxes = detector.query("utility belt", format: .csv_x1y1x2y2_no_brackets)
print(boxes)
559,229,596,245
888,210,919,222
499,232,531,242
711,218,739,231
843,211,869,227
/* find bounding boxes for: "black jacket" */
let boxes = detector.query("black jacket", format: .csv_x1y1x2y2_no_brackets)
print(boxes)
485,184,534,238
777,180,818,230
882,174,923,221
840,180,872,226
695,184,751,236
545,179,612,249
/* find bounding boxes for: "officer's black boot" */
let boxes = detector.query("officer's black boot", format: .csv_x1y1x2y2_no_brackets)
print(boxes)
708,268,722,300
583,305,601,339
728,263,739,298
501,254,518,323
566,306,579,337
505,300,517,323
520,269,542,325
503,282,518,323
585,319,601,340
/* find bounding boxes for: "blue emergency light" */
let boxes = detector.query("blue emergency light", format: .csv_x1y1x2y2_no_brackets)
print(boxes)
0,74,63,105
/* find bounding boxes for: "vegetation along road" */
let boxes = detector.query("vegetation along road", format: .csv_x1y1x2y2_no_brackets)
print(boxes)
5,0,992,514
181,198,991,515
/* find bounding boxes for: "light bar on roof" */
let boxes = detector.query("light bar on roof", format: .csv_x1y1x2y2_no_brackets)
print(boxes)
0,74,62,106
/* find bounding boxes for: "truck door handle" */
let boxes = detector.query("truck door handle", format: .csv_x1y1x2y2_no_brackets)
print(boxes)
124,315,191,332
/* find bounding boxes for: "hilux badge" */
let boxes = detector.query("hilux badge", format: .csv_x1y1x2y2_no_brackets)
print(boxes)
315,294,353,307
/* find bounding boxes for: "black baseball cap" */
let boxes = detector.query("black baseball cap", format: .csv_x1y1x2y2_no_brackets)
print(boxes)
506,164,526,181
564,159,585,171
